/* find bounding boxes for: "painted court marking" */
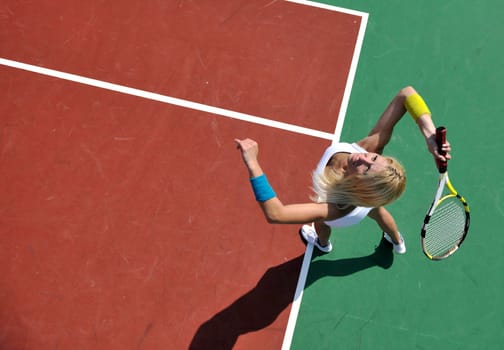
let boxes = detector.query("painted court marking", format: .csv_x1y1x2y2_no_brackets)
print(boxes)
287,0,369,143
0,2,368,349
281,3,368,348
0,57,334,141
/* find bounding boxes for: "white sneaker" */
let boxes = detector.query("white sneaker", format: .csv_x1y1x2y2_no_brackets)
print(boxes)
383,232,406,254
300,224,332,253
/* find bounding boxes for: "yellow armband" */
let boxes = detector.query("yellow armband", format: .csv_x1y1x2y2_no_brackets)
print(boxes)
404,93,431,122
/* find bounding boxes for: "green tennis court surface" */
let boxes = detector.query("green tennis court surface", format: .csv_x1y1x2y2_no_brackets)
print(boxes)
290,1,503,349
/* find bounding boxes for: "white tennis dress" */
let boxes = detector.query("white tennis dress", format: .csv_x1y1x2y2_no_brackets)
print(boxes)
314,142,373,228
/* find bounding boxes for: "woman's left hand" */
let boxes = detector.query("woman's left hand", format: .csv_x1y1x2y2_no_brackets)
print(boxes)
426,135,452,165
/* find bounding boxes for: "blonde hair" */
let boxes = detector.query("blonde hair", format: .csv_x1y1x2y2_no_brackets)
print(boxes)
312,156,406,208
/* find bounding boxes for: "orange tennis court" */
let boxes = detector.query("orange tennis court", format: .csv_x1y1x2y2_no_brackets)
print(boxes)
0,1,366,349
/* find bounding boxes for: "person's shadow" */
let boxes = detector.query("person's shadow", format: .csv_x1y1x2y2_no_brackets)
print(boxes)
306,237,394,285
188,238,393,350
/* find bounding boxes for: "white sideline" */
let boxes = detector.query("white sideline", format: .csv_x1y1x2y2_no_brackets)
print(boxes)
280,2,368,349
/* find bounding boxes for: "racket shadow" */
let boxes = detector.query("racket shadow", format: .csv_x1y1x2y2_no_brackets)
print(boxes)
305,237,394,287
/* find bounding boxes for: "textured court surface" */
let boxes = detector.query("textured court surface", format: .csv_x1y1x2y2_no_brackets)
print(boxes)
291,1,504,349
0,1,359,349
1,1,503,350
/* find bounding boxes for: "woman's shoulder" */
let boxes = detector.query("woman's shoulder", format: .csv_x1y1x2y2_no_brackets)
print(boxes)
315,142,367,175
325,202,356,220
330,142,367,154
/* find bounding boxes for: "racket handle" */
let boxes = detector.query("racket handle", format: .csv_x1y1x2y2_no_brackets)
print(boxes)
436,126,447,173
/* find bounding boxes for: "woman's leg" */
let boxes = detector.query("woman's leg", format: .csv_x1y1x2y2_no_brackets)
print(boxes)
367,207,402,244
314,220,332,247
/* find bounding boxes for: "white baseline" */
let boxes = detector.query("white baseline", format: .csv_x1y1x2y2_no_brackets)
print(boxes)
0,58,334,141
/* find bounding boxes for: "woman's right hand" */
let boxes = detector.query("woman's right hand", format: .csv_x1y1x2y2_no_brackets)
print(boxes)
235,138,259,163
235,138,263,177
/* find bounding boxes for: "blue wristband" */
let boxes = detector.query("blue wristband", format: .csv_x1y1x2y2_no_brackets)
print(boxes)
250,174,276,202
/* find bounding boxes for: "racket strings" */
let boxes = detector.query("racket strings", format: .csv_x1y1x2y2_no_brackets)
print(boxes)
424,197,467,257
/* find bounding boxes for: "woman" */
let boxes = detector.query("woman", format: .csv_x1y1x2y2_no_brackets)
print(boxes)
235,86,451,254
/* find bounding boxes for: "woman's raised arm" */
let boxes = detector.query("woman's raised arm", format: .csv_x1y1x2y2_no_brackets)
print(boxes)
234,138,343,224
357,86,451,163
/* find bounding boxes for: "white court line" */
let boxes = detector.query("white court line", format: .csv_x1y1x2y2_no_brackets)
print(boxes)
0,2,367,347
287,0,368,144
286,0,368,17
331,7,368,145
281,2,368,349
0,58,334,141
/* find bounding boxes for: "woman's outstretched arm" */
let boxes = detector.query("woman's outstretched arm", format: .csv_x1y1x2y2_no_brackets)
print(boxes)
357,86,451,163
234,138,342,224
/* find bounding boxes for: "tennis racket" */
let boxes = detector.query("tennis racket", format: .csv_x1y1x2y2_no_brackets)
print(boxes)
421,126,470,260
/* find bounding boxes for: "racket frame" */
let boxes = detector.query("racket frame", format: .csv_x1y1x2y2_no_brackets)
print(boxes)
420,126,470,260
421,172,470,260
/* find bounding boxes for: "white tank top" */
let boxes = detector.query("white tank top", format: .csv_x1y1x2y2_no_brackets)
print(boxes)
314,142,373,228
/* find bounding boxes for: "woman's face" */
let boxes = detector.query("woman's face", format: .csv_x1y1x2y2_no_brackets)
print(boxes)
346,152,388,176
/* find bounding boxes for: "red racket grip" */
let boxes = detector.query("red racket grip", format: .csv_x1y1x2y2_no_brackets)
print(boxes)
436,126,447,173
